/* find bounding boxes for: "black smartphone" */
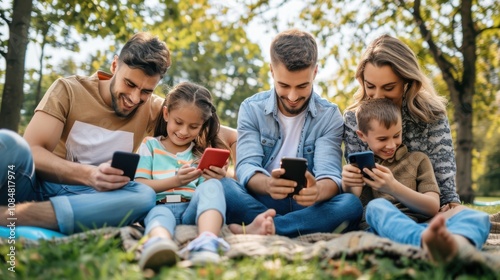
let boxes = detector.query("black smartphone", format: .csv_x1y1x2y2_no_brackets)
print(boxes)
111,151,140,180
280,157,308,197
348,151,375,179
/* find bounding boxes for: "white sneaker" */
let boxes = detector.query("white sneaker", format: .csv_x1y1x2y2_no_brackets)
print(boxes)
139,237,179,271
179,232,230,265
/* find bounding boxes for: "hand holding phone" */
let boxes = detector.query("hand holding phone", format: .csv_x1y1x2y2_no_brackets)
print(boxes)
280,157,308,197
348,151,375,179
197,148,230,170
111,151,140,180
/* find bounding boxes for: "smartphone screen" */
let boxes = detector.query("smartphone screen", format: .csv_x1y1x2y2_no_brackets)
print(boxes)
348,151,375,179
111,151,140,180
280,157,307,197
197,148,231,170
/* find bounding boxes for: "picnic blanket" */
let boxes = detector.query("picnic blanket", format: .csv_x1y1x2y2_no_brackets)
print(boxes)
3,212,499,272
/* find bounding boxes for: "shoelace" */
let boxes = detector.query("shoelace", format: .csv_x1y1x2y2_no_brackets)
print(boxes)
179,232,230,255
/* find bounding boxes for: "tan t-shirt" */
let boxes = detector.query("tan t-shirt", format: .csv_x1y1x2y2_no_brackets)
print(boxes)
35,71,163,166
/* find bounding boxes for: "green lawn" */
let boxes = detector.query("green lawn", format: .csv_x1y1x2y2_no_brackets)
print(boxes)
0,204,499,279
470,197,500,214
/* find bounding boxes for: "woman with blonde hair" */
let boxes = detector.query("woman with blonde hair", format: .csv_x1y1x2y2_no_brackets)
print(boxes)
343,34,460,209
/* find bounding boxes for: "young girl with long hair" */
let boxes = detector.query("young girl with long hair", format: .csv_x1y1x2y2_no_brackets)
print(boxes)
135,82,230,270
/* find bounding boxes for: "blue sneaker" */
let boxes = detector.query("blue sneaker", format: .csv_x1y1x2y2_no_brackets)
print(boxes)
139,236,179,271
179,232,230,265
0,226,66,240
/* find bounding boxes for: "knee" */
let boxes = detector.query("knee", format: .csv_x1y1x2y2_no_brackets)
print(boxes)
125,182,156,210
366,198,388,212
464,209,491,232
220,177,243,196
365,198,388,221
337,193,363,212
198,179,223,192
0,129,31,159
197,179,224,199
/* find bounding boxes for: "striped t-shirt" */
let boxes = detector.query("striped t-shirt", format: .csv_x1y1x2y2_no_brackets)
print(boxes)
135,136,203,200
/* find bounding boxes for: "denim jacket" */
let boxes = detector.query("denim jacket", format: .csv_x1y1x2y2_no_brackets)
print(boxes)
236,88,344,192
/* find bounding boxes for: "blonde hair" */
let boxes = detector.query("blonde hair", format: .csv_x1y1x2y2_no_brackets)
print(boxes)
346,34,447,123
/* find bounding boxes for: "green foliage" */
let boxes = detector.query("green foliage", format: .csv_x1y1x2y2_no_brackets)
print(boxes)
0,234,141,279
146,0,269,127
19,0,269,129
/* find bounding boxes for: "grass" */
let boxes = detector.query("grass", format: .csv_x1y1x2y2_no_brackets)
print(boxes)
475,196,500,203
469,197,500,214
0,204,499,280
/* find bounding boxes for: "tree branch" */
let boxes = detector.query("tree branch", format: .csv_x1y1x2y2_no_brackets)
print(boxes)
0,9,11,27
477,25,500,35
413,0,458,82
245,0,286,22
450,6,460,50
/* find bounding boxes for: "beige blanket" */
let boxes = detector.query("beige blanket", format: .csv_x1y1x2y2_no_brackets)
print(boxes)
3,212,500,272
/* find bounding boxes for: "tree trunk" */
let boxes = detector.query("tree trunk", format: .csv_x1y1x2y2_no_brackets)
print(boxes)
455,0,477,204
454,100,475,203
413,0,476,203
0,0,33,131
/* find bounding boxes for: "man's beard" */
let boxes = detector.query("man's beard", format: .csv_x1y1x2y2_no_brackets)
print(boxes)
278,94,311,115
110,78,139,118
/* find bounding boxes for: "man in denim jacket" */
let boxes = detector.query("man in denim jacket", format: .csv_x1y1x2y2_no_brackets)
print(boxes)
221,29,362,237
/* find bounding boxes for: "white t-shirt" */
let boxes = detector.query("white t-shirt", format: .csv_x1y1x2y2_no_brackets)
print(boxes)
266,109,307,173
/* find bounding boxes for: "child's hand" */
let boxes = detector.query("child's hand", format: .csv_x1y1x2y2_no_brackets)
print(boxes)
176,164,202,186
342,164,365,191
201,165,227,180
363,164,397,194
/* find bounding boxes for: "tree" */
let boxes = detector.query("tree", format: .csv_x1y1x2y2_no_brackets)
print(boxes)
0,0,143,132
246,0,500,203
147,0,269,127
0,0,33,131
2,0,268,131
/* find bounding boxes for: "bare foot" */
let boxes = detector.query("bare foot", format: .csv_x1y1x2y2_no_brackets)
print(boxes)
421,214,458,263
229,209,276,235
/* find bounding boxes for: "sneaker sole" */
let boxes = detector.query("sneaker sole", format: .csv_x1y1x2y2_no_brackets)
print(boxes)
189,250,221,266
139,244,178,271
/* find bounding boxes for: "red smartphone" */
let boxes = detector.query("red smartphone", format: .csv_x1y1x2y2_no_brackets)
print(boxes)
280,157,308,197
197,148,231,170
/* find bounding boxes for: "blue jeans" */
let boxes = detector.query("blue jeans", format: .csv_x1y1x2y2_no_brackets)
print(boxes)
0,129,156,235
221,178,363,237
144,179,225,236
365,198,491,249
